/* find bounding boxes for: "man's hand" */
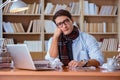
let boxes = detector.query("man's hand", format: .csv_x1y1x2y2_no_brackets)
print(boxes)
68,60,86,67
53,27,62,39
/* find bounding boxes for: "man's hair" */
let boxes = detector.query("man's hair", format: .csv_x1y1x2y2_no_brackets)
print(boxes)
53,9,72,23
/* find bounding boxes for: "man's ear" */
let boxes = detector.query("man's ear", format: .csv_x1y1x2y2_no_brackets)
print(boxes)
71,18,74,23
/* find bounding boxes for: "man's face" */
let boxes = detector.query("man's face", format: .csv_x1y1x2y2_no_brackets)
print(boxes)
55,16,74,35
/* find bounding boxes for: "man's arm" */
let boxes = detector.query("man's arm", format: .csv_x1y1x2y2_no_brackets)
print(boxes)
68,59,100,68
84,33,104,67
84,59,100,67
49,28,62,58
49,36,59,58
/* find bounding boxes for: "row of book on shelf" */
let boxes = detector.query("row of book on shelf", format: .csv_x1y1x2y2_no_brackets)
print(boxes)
2,0,118,15
1,38,118,52
27,20,42,33
27,19,57,33
3,1,80,15
84,0,118,15
3,20,117,34
24,40,48,52
44,2,80,15
24,38,119,52
3,0,42,14
82,21,117,33
3,22,25,33
2,20,56,33
0,38,48,52
0,38,14,45
100,38,118,51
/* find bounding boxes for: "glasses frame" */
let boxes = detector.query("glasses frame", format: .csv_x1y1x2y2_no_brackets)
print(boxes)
56,18,71,28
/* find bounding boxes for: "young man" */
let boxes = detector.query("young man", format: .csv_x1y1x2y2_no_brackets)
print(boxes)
45,9,104,67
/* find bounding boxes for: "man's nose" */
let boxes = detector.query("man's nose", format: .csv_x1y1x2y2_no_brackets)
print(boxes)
63,21,67,25
62,22,67,28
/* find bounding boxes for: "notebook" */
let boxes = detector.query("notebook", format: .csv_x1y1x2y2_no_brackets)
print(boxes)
6,44,54,70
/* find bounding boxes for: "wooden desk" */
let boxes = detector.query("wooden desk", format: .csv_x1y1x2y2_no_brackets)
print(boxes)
0,67,120,80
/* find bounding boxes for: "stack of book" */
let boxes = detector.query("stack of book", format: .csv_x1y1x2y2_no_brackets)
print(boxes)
0,51,12,68
0,38,14,68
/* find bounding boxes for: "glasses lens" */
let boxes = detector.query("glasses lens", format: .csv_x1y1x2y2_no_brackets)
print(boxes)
56,18,70,28
56,22,63,27
64,19,70,23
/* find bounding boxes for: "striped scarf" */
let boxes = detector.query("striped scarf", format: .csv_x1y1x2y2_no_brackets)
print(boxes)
58,26,79,66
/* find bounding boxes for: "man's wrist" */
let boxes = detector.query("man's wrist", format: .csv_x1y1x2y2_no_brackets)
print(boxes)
81,59,88,67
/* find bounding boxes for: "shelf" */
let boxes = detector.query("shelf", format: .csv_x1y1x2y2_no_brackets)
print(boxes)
84,15,118,17
44,14,80,17
3,14,42,16
3,33,41,35
102,51,119,53
89,32,118,35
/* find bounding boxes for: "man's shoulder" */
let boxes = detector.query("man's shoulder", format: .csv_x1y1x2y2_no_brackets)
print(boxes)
79,31,96,40
48,37,53,43
79,31,91,37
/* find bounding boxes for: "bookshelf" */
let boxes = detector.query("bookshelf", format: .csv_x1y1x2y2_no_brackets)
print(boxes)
0,0,2,38
1,0,120,60
2,0,44,60
118,0,120,43
82,0,120,52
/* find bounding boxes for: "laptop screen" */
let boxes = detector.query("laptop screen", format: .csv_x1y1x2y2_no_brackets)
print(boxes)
7,44,36,70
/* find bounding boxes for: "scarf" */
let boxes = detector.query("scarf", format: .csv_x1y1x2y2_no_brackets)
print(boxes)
58,26,79,66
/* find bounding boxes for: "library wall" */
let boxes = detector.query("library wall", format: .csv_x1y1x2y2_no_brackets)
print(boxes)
1,0,120,60
0,0,2,38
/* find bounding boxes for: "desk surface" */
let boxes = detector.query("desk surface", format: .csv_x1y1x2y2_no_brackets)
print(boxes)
0,67,120,80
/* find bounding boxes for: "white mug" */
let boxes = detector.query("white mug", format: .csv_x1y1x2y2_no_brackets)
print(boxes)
107,58,116,71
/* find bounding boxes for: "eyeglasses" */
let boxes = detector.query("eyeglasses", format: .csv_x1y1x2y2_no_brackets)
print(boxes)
56,18,71,28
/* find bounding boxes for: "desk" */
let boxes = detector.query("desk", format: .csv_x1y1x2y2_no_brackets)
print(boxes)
0,67,120,80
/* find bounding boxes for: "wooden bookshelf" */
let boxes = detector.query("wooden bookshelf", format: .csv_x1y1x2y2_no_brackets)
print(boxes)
82,0,120,51
118,0,120,43
0,0,2,38
2,0,44,59
1,0,120,60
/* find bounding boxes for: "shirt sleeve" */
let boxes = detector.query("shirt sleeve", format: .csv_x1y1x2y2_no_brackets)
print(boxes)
45,37,56,61
82,33,104,65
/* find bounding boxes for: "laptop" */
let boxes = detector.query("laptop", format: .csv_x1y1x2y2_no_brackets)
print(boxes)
6,44,54,70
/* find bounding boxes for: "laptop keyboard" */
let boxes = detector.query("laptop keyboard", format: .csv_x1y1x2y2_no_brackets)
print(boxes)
34,63,54,70
33,60,54,70
35,64,48,68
